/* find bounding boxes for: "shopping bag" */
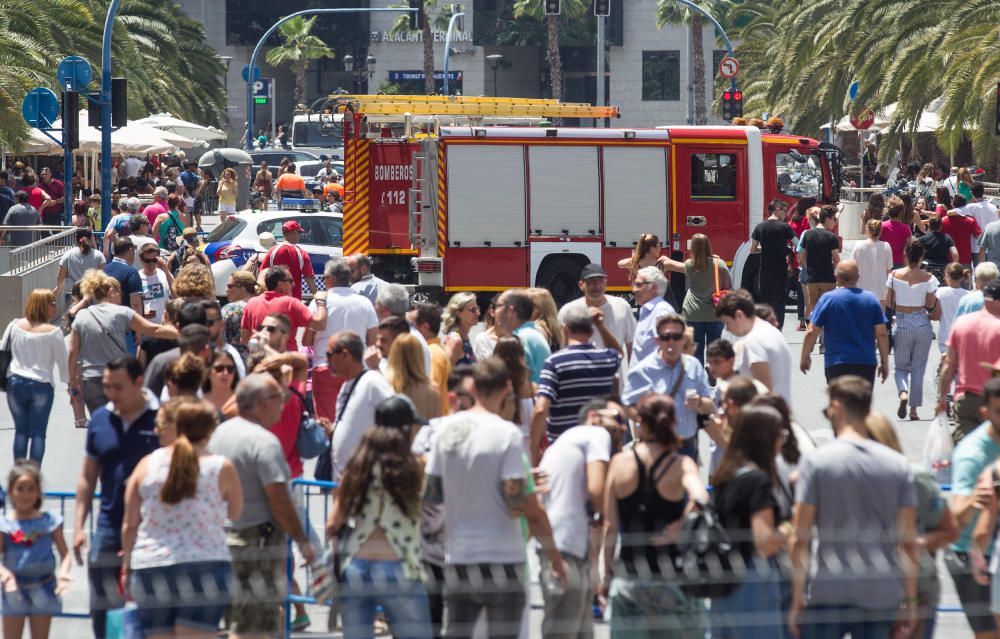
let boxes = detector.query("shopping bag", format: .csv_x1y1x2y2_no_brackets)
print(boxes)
105,601,143,639
923,413,953,485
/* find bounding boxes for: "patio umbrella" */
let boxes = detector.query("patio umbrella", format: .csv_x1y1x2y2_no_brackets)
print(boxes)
133,113,227,144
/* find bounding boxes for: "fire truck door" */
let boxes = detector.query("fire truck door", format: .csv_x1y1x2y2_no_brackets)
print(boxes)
672,144,748,262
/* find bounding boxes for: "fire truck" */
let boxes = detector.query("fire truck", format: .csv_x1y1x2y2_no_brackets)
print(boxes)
333,95,843,304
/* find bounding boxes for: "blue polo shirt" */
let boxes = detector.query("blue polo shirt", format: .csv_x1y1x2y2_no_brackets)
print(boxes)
622,352,712,439
85,392,160,530
538,344,621,439
809,287,886,367
104,257,142,306
513,322,552,383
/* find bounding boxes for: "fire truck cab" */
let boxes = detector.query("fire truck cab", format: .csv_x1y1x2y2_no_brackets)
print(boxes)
336,96,842,305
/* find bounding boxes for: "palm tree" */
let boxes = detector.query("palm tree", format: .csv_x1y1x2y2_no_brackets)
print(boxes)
388,1,454,95
265,15,335,108
513,0,589,101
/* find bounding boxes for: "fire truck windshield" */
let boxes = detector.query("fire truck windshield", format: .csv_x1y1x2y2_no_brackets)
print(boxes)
776,151,822,200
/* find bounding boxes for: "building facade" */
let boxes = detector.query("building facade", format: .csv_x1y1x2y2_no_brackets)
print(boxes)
176,0,733,143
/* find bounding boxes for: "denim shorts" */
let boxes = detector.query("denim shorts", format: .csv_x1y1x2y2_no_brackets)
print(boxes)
130,560,233,634
1,576,61,617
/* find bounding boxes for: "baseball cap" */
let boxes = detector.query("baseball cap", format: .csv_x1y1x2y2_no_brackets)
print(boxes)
282,220,304,233
580,263,607,280
375,395,428,429
181,227,198,238
984,279,1000,302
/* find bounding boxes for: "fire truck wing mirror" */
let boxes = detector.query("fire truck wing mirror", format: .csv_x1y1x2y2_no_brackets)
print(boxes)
788,149,808,164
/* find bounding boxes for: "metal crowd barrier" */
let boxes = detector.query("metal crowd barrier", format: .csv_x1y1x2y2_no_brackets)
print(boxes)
2,227,75,275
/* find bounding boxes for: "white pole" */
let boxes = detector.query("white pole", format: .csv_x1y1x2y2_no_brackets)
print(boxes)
685,27,693,125
596,15,605,128
271,77,277,143
859,131,864,189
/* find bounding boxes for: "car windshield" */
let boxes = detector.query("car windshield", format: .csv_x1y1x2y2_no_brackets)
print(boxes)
292,121,343,148
776,151,822,200
205,218,247,242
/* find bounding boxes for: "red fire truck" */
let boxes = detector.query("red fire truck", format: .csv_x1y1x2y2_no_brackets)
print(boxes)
334,95,842,304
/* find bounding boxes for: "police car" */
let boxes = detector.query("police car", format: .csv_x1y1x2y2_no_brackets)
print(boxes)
204,206,343,297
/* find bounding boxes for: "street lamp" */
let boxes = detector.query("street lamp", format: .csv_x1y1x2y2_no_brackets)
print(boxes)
216,55,233,92
486,54,504,97
344,54,376,93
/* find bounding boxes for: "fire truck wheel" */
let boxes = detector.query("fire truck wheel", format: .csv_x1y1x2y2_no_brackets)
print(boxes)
536,256,585,307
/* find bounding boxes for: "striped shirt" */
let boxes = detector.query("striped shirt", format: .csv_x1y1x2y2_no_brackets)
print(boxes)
538,344,621,440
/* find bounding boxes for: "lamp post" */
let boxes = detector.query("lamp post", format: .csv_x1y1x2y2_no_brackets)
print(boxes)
486,54,504,97
343,54,377,94
443,9,465,96
100,0,123,229
245,7,413,151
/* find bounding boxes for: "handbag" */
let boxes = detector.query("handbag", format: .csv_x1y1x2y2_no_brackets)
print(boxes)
290,386,329,460
91,308,128,356
0,321,13,393
711,257,730,306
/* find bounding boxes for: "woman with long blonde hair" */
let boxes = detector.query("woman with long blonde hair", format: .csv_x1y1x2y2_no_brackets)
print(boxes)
527,287,563,352
657,234,729,363
957,167,974,201
386,334,441,420
441,292,479,365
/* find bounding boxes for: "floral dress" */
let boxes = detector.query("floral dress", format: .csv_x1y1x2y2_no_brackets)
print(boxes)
221,300,248,362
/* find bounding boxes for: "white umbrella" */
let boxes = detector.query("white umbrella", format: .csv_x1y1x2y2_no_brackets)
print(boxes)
132,113,227,144
22,128,62,154
53,111,182,154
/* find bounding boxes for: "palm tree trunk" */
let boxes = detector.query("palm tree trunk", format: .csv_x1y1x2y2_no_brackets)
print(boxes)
691,14,706,125
546,14,562,102
422,5,434,95
296,59,307,107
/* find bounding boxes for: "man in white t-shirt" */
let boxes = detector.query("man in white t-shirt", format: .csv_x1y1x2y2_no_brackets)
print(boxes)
714,289,792,403
327,331,394,480
304,258,379,422
136,243,172,324
965,181,1000,258
424,357,567,638
557,263,636,376
122,156,145,179
127,215,159,269
536,397,624,639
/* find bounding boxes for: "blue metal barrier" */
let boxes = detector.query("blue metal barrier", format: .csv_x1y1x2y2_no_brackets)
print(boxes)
284,477,337,638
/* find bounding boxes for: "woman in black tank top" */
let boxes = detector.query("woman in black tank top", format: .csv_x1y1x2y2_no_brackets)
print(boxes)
601,394,709,638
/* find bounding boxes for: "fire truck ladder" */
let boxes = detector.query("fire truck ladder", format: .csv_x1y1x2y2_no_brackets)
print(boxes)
330,94,620,120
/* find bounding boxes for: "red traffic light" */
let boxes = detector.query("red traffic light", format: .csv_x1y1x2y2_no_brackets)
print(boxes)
723,91,732,100
734,91,743,101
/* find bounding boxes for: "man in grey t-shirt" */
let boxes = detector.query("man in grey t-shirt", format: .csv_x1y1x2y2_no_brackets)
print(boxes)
790,376,918,638
210,373,316,637
978,218,1000,270
1,191,40,246
55,227,106,305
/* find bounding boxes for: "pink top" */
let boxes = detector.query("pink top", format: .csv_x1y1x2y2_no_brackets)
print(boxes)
881,220,912,265
142,201,168,231
948,310,1000,397
131,448,230,569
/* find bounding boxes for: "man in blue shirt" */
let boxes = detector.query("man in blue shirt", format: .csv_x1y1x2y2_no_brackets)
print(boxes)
800,260,889,385
622,313,713,461
72,356,160,638
497,288,551,383
631,265,675,366
104,237,143,354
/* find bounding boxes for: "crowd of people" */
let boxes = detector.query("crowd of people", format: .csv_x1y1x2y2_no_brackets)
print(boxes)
1,167,1000,639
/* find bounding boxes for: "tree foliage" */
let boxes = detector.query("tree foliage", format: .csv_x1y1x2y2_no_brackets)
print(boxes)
265,15,335,108
0,0,226,153
729,0,1000,164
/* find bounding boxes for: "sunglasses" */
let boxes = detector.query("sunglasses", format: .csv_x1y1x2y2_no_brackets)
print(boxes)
213,364,236,374
141,257,158,264
326,348,345,359
256,324,283,333
657,332,685,341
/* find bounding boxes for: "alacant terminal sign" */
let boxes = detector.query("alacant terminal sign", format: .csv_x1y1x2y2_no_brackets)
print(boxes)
372,30,473,44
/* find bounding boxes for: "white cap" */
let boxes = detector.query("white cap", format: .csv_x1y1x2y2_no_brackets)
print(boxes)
254,231,276,253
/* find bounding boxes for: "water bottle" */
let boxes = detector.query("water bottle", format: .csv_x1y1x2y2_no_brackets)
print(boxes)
248,336,262,354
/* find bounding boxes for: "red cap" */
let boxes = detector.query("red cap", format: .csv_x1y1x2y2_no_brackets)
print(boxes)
282,221,304,233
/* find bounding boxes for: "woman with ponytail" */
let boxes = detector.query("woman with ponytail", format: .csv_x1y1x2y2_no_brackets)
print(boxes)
122,400,243,637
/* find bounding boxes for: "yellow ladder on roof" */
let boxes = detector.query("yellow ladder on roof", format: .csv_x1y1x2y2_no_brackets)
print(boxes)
328,94,619,119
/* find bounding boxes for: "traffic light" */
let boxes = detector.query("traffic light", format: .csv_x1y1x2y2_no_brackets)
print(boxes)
594,0,610,16
452,4,464,31
63,91,79,150
111,77,127,128
87,93,101,128
995,82,1000,136
733,89,743,119
721,89,733,121
409,0,423,31
545,0,560,15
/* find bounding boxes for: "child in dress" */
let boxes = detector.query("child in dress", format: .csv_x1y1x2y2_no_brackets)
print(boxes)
0,461,72,639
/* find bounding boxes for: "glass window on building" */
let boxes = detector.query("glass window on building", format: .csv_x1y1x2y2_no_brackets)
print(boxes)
776,152,822,199
642,51,680,101
691,153,737,199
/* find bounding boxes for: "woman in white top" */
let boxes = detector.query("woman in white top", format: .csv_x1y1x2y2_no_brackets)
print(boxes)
122,399,243,638
2,289,68,463
885,237,942,421
935,263,971,354
853,219,894,306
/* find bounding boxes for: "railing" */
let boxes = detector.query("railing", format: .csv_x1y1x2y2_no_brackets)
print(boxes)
2,226,76,275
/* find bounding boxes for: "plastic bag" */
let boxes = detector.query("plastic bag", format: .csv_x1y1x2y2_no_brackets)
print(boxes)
923,413,953,485
105,602,143,639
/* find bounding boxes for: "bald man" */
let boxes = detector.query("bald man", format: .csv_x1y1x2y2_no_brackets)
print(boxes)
801,259,890,384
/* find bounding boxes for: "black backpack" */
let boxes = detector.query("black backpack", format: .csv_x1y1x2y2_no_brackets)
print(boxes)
162,211,183,252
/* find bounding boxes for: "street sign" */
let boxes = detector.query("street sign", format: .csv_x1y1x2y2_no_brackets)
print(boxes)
848,81,859,102
253,78,271,105
242,64,261,83
56,56,92,92
850,109,875,130
21,88,61,128
718,56,739,79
